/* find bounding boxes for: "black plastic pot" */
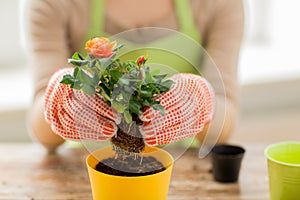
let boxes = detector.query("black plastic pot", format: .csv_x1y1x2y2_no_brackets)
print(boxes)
211,144,245,183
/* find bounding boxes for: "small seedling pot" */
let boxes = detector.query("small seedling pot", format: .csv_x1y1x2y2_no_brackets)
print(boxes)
211,144,245,182
86,146,174,200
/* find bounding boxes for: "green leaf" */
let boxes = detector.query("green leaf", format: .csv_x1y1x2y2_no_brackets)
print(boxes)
92,73,100,85
112,44,124,52
60,74,76,85
143,99,151,106
144,69,154,83
124,85,133,93
72,81,82,90
72,52,85,60
68,59,88,66
73,67,79,77
81,84,95,95
112,101,126,113
100,90,111,102
120,89,130,101
124,110,132,124
140,88,152,97
159,80,175,91
99,83,111,101
129,100,142,115
114,92,123,101
88,60,97,68
98,58,112,69
153,74,167,81
118,78,130,85
152,104,166,116
110,70,123,81
77,69,95,86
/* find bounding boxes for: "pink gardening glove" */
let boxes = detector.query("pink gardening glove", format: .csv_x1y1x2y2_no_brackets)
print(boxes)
45,68,121,141
139,73,215,146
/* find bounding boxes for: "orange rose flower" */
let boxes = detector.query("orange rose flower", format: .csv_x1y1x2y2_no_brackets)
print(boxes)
85,37,117,58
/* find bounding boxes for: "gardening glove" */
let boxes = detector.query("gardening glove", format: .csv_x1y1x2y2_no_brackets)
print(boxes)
45,68,121,141
139,73,215,146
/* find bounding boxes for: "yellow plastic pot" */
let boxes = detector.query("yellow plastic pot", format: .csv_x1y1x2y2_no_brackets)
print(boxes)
86,146,174,200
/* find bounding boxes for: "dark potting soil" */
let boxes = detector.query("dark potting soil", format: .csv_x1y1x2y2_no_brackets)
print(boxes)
96,156,166,176
110,129,145,154
103,114,164,176
110,114,145,154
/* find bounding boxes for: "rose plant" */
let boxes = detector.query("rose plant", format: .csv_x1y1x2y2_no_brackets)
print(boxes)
60,37,174,155
45,36,215,200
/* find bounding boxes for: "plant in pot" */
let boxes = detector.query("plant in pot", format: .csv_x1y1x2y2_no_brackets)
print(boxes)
45,37,215,200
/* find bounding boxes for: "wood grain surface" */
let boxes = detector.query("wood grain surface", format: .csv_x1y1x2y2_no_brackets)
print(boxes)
0,143,269,200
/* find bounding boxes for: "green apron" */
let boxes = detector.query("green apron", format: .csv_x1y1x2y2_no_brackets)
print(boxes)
81,0,204,76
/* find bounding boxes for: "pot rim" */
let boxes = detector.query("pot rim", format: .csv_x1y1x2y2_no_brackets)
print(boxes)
86,146,174,178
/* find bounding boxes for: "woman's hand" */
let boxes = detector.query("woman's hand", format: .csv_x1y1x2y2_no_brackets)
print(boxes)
139,73,215,146
45,69,215,146
45,68,121,141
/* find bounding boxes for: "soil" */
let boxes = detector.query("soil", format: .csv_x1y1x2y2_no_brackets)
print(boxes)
110,114,145,154
96,156,166,176
103,114,164,176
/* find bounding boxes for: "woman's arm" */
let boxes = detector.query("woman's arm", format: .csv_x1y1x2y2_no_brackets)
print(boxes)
26,0,71,150
197,0,244,144
29,93,65,150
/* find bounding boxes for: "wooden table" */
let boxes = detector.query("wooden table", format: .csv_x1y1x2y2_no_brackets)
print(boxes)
0,143,270,199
